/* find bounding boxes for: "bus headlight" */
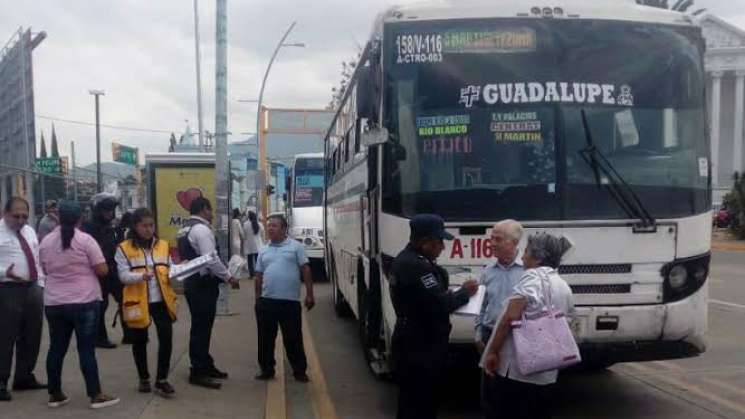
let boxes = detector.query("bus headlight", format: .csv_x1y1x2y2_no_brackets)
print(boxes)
661,253,710,303
304,237,314,246
668,265,688,290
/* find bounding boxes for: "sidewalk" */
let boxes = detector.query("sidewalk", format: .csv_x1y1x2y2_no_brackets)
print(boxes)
3,285,266,419
712,228,745,252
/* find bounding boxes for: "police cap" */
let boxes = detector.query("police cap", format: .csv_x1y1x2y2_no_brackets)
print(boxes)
409,214,454,241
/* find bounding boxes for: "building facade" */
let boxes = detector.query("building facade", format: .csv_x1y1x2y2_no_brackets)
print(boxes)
702,15,745,205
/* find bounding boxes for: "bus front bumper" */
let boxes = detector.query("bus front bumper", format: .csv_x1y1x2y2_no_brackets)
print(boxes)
448,284,708,362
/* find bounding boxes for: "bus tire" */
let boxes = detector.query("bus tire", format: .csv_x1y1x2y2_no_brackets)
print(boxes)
357,261,387,379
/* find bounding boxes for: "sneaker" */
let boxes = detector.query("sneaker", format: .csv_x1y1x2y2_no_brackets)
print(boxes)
154,381,175,398
48,392,70,408
293,373,310,383
90,394,120,409
138,379,152,393
188,375,222,390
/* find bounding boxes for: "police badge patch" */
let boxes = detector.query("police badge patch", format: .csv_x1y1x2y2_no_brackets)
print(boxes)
420,273,438,289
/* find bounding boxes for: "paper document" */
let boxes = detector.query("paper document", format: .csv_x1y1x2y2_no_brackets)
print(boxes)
169,254,215,281
454,285,486,316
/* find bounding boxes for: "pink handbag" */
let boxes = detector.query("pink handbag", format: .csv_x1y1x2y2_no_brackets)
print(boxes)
510,270,581,375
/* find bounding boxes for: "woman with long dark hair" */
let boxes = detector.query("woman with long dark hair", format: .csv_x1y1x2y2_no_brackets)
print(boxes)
38,201,120,409
115,208,178,397
241,210,264,277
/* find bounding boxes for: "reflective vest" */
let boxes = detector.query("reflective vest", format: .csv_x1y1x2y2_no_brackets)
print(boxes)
118,238,178,329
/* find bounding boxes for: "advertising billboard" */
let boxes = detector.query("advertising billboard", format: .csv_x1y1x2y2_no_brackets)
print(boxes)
153,166,215,258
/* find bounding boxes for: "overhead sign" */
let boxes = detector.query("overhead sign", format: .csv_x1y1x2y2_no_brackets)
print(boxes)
112,142,138,166
34,158,61,174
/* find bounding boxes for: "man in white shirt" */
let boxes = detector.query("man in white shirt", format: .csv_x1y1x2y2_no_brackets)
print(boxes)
0,197,47,402
176,197,238,389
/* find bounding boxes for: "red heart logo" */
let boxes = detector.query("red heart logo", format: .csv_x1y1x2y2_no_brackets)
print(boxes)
176,188,204,211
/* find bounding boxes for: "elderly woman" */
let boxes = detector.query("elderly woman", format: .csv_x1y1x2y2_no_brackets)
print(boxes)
482,233,575,419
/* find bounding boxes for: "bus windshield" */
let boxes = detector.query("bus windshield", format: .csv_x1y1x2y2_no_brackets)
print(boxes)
382,18,710,221
293,157,324,208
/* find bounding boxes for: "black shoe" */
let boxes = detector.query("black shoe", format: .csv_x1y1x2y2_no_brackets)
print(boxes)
254,371,275,381
0,389,10,401
95,340,117,349
188,375,222,390
138,379,152,393
13,377,47,391
207,367,228,380
154,381,175,398
293,373,310,383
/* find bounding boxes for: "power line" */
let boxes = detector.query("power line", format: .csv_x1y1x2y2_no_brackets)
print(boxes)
36,115,174,134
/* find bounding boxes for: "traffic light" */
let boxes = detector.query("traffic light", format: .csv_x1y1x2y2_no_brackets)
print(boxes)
266,184,275,196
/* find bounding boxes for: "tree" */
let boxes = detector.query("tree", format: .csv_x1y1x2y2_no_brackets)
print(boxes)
636,0,706,15
724,172,745,239
39,131,47,158
51,124,60,158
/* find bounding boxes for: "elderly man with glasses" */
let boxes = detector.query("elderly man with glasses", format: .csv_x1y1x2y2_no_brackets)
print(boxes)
0,197,47,402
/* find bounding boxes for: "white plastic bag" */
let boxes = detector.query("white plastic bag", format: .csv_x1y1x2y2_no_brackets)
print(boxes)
228,255,250,280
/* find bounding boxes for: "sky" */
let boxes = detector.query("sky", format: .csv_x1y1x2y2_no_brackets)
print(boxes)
1,0,744,166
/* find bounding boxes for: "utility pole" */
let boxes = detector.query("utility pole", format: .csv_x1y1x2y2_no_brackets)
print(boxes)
71,141,78,201
215,0,231,314
89,90,105,193
193,0,205,148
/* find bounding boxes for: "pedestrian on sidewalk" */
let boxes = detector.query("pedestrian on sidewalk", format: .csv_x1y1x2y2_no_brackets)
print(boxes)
0,197,47,402
254,213,315,383
230,208,244,258
242,210,263,278
116,208,178,398
176,197,239,389
82,193,125,349
39,201,120,409
36,199,59,242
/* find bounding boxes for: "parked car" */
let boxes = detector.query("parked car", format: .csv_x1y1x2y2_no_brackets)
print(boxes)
714,207,731,228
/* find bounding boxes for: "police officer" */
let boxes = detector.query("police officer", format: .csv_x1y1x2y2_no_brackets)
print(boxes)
177,197,239,389
391,214,478,419
82,193,126,348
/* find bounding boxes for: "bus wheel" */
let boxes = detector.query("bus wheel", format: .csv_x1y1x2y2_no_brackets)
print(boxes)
357,262,389,380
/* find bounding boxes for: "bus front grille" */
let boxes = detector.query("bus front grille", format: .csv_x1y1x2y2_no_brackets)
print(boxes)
570,284,632,294
559,264,632,275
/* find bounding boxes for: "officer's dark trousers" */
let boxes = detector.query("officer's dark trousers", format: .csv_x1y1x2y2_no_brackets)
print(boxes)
97,280,131,343
255,297,307,375
0,283,43,388
184,275,219,376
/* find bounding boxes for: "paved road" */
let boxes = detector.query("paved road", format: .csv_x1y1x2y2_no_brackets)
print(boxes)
3,251,743,419
307,251,745,419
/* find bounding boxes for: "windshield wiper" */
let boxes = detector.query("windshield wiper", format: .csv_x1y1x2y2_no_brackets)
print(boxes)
579,110,657,232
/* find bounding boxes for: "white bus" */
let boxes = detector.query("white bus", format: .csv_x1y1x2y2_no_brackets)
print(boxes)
288,153,326,273
324,0,711,375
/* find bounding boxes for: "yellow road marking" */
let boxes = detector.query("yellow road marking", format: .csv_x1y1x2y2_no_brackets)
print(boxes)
624,362,745,415
701,377,745,400
302,314,339,419
265,334,287,419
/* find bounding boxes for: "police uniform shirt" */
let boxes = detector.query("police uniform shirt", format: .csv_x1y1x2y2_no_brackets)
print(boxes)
390,243,470,343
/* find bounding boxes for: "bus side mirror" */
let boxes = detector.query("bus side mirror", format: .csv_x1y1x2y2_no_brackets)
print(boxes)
356,66,375,120
361,127,389,147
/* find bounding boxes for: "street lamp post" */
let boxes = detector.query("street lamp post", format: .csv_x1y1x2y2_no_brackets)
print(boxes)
256,21,305,219
89,90,105,193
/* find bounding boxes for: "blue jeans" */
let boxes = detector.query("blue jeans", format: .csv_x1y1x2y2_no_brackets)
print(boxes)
45,301,102,398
